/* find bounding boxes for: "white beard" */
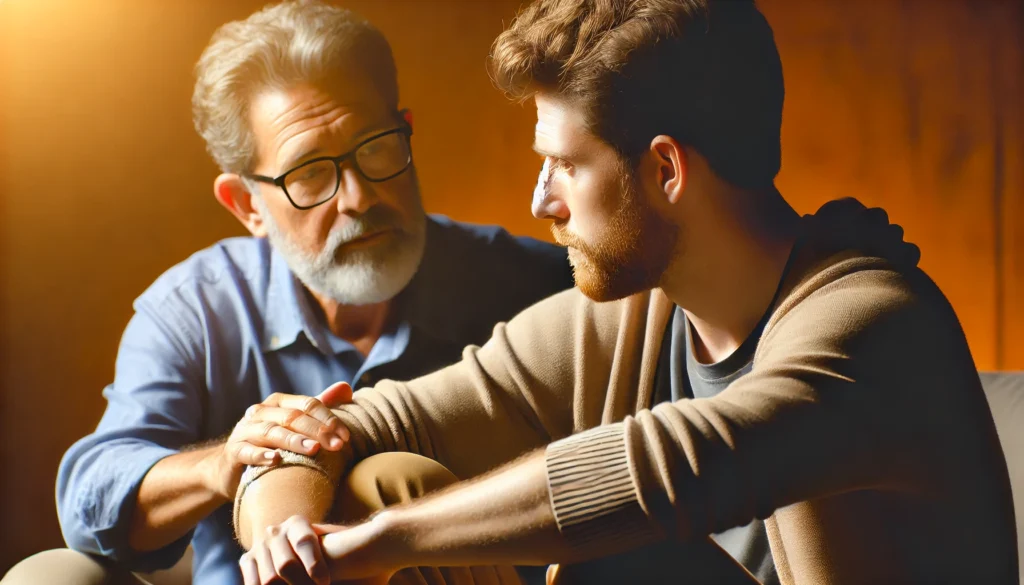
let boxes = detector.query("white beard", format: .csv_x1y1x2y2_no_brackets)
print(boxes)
254,196,426,305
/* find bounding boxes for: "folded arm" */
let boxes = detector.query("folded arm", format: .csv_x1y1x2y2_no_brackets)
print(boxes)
244,264,947,580
233,288,622,547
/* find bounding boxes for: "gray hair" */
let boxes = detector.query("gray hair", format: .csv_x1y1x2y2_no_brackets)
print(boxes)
192,0,398,173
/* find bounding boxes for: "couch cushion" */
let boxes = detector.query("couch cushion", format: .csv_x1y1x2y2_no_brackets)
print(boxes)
980,371,1024,582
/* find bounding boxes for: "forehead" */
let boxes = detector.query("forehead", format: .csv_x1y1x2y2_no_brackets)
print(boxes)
533,93,591,158
249,78,392,167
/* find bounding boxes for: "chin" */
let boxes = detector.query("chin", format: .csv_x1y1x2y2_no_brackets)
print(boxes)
299,230,426,306
572,263,653,303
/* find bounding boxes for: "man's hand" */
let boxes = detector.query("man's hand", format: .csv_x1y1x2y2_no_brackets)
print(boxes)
240,515,396,585
208,382,353,500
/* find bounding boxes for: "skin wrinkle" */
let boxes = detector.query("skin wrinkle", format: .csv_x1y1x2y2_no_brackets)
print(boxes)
263,100,377,175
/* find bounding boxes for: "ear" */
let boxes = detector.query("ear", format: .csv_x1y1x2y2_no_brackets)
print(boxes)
213,173,268,237
649,135,688,205
401,108,414,133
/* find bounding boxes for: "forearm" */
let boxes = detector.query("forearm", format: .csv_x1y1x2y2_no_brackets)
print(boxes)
127,445,225,552
335,450,575,573
235,464,336,550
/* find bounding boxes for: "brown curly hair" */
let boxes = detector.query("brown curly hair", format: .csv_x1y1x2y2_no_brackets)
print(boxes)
489,0,784,190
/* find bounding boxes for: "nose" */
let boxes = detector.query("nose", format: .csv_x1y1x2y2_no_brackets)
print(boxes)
531,170,569,221
335,165,378,216
532,191,569,221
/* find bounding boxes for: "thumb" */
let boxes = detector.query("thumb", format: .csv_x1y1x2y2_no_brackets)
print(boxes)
317,381,353,408
311,522,346,536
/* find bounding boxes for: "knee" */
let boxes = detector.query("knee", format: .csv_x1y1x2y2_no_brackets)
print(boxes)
337,453,458,523
2,549,116,585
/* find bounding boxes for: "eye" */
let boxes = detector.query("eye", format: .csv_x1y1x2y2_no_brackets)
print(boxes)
298,165,328,180
549,157,574,176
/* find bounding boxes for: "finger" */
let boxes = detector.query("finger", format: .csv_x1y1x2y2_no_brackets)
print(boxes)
254,540,285,585
253,401,346,448
268,528,314,585
243,410,337,452
265,393,341,429
234,421,318,458
317,381,353,408
229,440,281,467
310,523,346,536
240,552,260,585
286,518,330,585
281,393,350,443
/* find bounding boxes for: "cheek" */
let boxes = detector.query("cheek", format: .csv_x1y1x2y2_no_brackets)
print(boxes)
267,197,334,251
297,214,332,251
563,171,620,239
374,174,421,219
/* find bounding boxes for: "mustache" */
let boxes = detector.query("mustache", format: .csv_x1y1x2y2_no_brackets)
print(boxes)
551,223,586,251
330,205,405,247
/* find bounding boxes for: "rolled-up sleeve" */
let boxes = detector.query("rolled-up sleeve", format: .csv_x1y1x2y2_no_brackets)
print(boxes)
56,296,205,571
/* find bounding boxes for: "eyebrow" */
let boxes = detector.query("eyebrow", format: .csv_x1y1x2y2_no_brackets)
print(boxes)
532,142,575,161
280,118,399,172
282,147,326,171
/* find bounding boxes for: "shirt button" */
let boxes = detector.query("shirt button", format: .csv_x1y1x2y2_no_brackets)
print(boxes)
359,373,374,387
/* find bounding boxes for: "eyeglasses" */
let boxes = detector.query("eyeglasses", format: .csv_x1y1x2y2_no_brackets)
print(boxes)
245,124,413,210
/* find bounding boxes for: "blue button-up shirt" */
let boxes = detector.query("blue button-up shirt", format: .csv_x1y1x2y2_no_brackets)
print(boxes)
56,215,573,585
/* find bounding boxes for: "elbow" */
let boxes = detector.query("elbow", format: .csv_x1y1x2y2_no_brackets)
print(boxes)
56,485,103,557
56,506,109,559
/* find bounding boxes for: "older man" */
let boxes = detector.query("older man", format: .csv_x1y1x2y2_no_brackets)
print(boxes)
7,2,572,584
235,0,1017,584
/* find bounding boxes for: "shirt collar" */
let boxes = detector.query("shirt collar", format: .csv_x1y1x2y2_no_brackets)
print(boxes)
261,247,332,353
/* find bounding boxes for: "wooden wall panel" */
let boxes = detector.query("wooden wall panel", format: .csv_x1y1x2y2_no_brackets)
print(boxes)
0,0,1019,572
762,0,1015,370
994,0,1024,370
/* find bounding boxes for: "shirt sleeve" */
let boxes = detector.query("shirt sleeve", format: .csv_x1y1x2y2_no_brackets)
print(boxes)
56,295,206,571
543,266,946,555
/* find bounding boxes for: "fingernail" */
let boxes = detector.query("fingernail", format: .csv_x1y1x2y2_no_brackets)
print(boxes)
302,439,318,450
329,437,343,449
263,451,277,460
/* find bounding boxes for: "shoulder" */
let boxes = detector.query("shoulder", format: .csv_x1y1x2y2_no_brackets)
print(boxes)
134,236,271,316
426,214,570,268
421,215,574,314
762,252,966,365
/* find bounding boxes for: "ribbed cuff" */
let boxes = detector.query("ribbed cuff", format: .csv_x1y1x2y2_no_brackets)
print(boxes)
545,424,659,553
232,449,334,539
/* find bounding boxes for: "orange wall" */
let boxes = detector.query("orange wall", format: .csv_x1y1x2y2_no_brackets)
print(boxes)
1,0,1021,572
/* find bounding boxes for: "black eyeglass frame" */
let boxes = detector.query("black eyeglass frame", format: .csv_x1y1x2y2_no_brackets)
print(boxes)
245,122,414,210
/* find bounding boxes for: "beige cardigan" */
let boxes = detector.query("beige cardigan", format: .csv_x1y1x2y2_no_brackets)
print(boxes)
243,203,1018,584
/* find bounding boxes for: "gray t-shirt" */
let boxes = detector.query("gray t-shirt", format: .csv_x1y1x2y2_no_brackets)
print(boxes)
651,305,779,584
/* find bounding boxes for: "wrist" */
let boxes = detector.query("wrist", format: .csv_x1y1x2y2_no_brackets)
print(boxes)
319,512,410,582
369,509,414,572
197,444,235,502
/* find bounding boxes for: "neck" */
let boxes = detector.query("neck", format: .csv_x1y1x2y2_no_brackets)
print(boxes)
660,187,801,364
307,289,393,357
